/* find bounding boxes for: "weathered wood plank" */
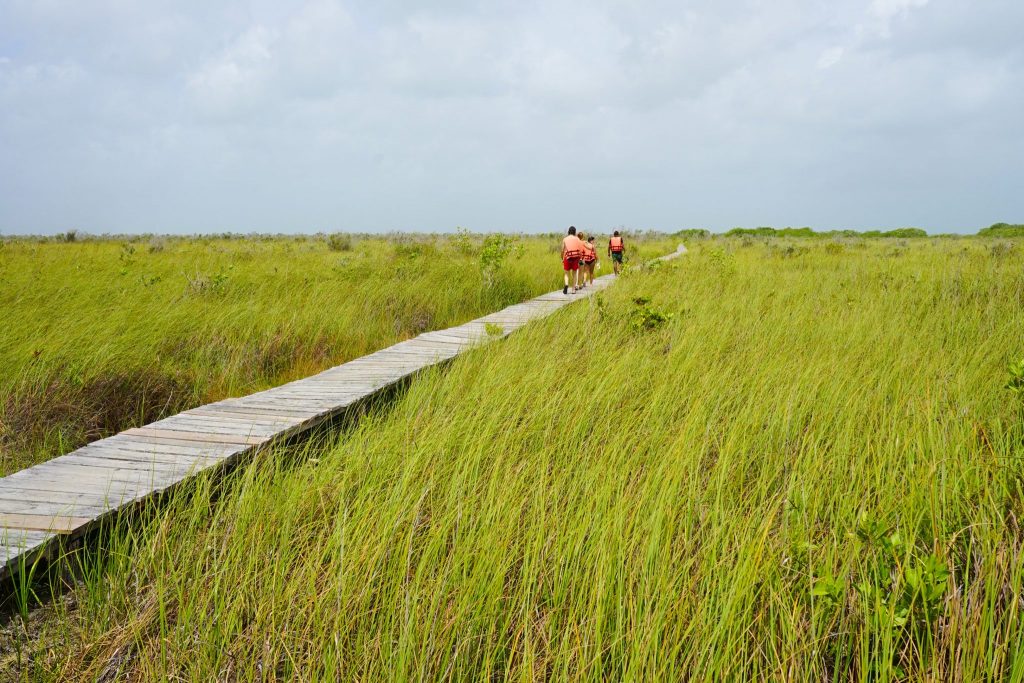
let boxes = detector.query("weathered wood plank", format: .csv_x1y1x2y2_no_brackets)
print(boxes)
146,419,282,438
183,408,306,425
0,529,53,549
201,404,323,419
122,428,266,446
0,513,95,534
102,436,242,458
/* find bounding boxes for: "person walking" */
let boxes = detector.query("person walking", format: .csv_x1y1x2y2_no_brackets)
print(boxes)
608,230,626,275
580,233,598,287
561,226,584,294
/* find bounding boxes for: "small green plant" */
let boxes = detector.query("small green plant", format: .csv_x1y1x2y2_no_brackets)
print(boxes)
811,570,844,610
184,267,231,296
484,323,503,337
630,297,673,332
708,247,736,274
119,243,137,274
1005,359,1024,397
452,227,475,256
479,234,519,287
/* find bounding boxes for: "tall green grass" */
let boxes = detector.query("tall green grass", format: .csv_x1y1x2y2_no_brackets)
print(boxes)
11,237,1024,680
0,233,673,474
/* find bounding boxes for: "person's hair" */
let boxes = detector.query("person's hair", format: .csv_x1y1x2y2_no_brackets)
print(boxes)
613,230,620,237
568,226,576,235
579,232,586,241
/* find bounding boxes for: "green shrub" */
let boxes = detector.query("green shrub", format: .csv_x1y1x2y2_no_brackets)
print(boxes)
327,233,353,252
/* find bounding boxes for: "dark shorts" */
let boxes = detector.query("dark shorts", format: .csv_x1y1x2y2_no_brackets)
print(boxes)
611,252,624,263
563,257,580,271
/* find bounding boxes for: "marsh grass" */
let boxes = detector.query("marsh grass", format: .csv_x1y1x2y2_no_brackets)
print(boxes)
8,237,1024,680
0,233,674,474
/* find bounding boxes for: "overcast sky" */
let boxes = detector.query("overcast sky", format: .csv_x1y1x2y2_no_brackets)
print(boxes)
1,0,1021,235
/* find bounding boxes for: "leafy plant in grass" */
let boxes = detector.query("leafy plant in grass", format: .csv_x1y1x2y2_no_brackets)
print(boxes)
1005,359,1024,398
851,511,951,675
452,227,475,255
479,234,520,288
629,295,672,331
184,267,231,297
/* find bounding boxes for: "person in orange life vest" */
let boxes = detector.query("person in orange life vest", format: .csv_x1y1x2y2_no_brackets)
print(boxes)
608,230,625,275
580,233,598,287
561,226,585,294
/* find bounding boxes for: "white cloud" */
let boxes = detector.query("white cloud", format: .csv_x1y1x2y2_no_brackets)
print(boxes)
187,25,277,116
817,46,845,69
0,0,1021,234
866,0,930,38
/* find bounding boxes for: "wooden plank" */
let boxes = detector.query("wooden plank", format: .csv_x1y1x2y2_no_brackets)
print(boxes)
1,464,179,488
0,474,168,497
112,432,251,450
0,529,53,548
0,513,94,534
0,495,127,517
302,372,404,380
122,428,266,446
236,397,359,408
201,404,323,419
144,423,279,438
0,486,108,505
409,334,471,344
99,436,241,458
70,449,223,470
183,408,307,425
0,496,121,518
61,454,210,475
3,460,161,482
258,390,376,400
146,419,282,438
185,410,303,422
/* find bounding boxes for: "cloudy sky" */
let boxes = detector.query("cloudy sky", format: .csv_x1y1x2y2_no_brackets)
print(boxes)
0,0,1021,234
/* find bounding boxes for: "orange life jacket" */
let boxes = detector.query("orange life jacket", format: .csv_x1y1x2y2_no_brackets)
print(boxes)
582,242,597,262
562,235,583,259
609,236,624,252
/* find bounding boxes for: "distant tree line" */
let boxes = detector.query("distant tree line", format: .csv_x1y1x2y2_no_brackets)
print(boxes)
671,223,1024,239
977,223,1024,238
721,226,929,238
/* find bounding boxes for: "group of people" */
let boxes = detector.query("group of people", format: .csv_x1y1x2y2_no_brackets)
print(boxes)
560,226,626,294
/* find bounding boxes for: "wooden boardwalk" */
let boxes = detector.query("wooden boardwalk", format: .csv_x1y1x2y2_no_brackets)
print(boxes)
0,246,685,579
